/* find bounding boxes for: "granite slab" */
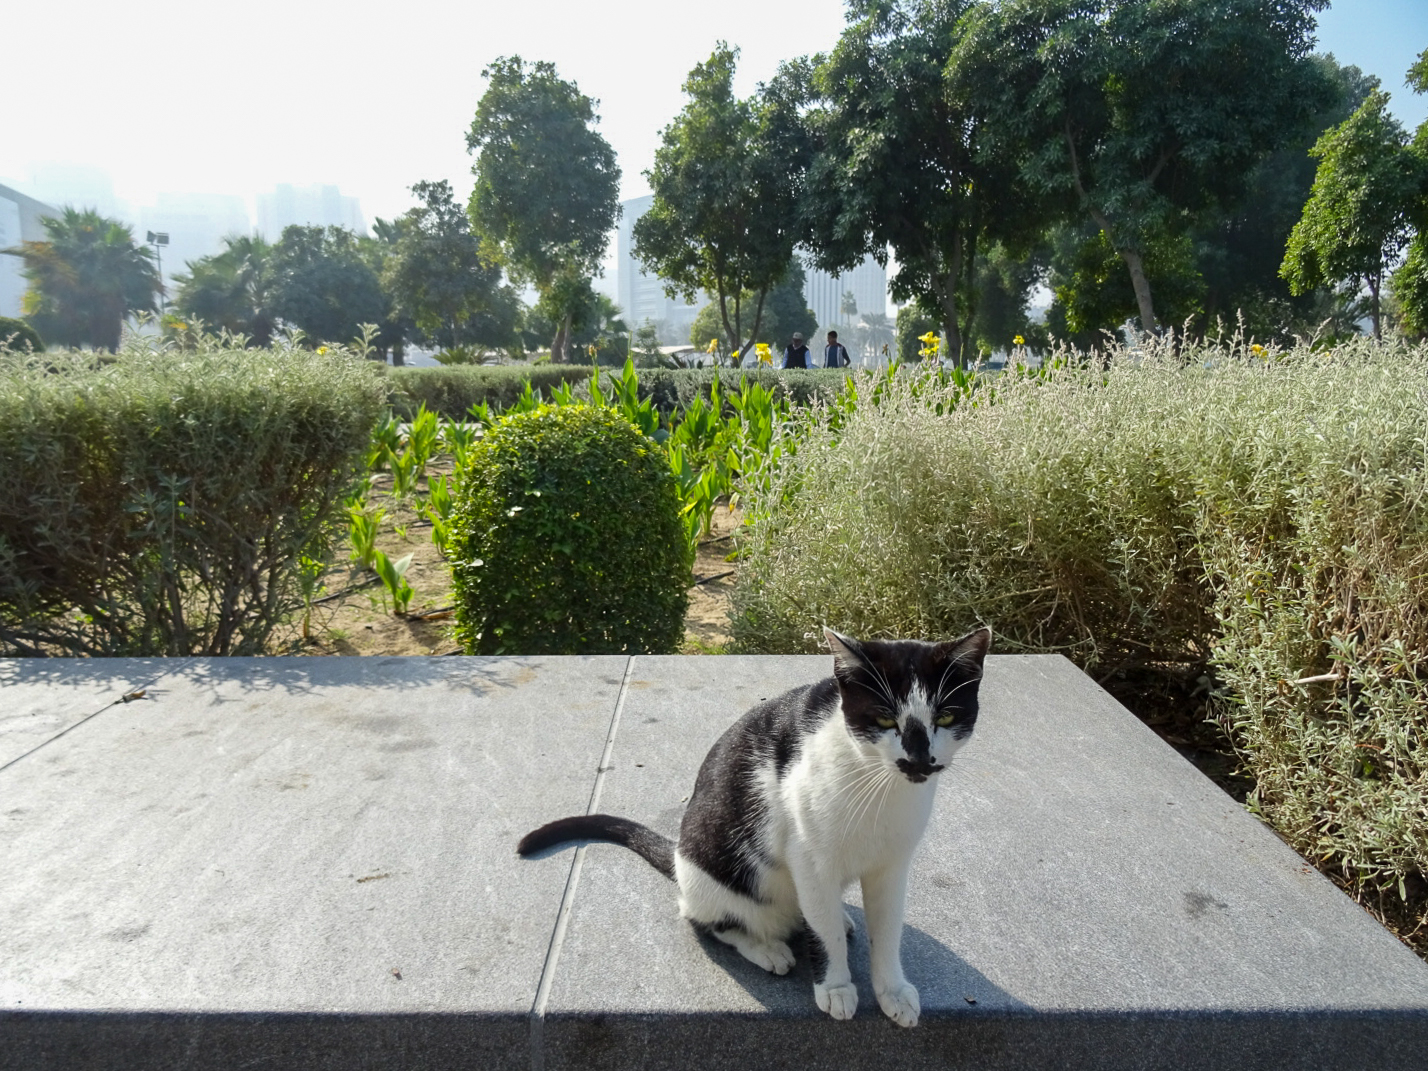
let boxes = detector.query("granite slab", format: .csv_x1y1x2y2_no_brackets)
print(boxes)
537,654,1428,1071
0,655,630,1071
0,658,187,770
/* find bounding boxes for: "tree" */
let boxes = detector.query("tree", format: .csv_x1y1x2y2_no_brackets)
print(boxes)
688,257,817,357
860,311,895,360
382,180,521,356
804,0,1045,368
634,44,805,359
1390,49,1428,338
268,225,386,347
956,0,1334,334
1192,54,1379,341
1281,90,1426,340
172,234,277,346
8,208,160,352
467,56,619,362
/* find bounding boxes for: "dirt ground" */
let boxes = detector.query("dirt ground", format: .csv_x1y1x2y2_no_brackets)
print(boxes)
295,463,737,658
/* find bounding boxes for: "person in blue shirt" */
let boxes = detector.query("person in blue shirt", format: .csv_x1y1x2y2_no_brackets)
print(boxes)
782,332,810,369
823,330,851,368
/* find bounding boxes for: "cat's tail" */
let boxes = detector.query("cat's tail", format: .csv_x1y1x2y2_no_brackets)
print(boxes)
517,814,675,880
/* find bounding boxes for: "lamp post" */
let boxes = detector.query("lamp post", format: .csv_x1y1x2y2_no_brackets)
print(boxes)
146,231,170,314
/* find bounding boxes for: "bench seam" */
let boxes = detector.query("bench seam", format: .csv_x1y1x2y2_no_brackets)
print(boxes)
528,653,636,1071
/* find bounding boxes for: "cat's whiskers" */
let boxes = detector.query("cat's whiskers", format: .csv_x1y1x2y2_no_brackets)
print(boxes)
832,764,889,842
843,765,896,844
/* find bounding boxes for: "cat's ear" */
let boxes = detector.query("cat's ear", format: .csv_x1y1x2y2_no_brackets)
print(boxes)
823,627,869,670
938,626,991,671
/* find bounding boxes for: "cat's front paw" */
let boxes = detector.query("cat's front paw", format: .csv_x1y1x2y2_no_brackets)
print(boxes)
746,939,795,975
814,981,859,1020
875,981,920,1028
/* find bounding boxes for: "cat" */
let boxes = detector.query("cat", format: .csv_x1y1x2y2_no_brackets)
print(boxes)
517,626,991,1027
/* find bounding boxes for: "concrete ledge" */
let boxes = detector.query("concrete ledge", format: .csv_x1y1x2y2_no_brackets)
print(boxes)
2,654,1426,1070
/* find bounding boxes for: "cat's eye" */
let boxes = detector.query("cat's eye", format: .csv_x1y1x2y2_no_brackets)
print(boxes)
874,713,898,730
934,710,959,728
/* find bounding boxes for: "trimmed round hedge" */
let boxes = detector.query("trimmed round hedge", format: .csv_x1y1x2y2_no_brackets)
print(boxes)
451,404,691,655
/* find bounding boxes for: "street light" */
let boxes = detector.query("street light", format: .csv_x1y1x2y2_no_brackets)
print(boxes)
147,231,169,314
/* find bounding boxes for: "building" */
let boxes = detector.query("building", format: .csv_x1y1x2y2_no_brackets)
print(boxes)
616,195,703,343
137,192,252,295
0,183,58,319
616,194,888,346
257,184,365,240
802,254,887,329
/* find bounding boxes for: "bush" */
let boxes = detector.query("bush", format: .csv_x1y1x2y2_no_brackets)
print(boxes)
383,364,595,419
450,404,691,654
0,317,43,353
731,338,1428,950
625,367,854,417
0,337,385,655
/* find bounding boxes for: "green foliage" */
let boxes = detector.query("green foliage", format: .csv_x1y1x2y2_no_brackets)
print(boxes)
958,0,1333,333
171,234,277,346
269,225,388,347
467,56,619,361
8,208,160,352
731,336,1428,950
0,335,384,655
634,44,805,359
0,316,43,352
809,0,1042,367
688,259,817,354
450,405,690,655
381,365,596,420
370,548,415,615
1282,90,1427,339
382,179,521,352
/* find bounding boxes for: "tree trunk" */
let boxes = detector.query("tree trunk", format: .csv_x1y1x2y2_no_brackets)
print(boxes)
1369,272,1382,341
1119,247,1159,335
551,309,573,363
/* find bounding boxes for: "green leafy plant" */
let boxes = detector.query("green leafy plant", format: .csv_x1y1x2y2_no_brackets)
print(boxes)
450,404,691,655
346,505,386,570
371,548,415,615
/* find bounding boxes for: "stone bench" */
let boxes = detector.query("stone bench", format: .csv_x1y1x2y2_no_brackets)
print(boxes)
2,654,1425,1070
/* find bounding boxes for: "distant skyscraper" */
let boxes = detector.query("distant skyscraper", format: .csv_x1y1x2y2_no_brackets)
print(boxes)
0,182,58,320
618,194,888,346
617,195,708,342
138,192,252,293
257,184,365,240
22,163,125,221
802,254,887,329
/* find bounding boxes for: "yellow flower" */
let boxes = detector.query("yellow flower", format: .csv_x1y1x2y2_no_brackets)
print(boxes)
755,342,773,365
587,344,597,357
917,331,941,358
316,345,328,354
1250,343,1266,358
707,337,720,353
1013,334,1025,347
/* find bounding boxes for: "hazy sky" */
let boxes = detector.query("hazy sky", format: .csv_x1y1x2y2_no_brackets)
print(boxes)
3,0,1425,226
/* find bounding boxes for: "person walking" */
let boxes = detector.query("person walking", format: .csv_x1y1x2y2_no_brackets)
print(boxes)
823,330,851,368
782,332,811,369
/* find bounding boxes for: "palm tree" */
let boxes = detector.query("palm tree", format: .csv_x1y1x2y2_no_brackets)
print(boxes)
861,311,894,361
172,235,276,346
9,208,160,352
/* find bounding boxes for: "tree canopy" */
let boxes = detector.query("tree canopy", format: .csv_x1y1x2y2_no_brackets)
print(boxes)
954,0,1333,335
9,208,160,352
467,56,619,361
382,180,520,354
267,225,387,348
172,234,276,346
634,44,805,358
1281,90,1427,339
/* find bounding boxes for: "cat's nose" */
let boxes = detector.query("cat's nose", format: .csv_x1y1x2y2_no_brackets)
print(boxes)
895,759,944,782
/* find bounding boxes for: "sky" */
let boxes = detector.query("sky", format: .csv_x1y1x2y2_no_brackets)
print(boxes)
2,0,1425,230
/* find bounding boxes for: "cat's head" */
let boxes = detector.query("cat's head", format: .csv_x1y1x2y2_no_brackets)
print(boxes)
824,627,992,783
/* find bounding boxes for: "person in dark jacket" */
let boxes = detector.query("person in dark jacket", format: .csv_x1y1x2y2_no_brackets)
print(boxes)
783,332,810,369
823,330,851,368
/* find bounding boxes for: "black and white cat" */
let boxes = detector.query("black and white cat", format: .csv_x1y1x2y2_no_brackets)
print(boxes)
517,626,991,1027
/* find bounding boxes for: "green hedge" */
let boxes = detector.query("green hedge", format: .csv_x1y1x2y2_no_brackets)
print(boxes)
382,365,596,419
0,340,385,655
731,340,1428,950
450,404,691,655
380,363,856,420
0,317,43,353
